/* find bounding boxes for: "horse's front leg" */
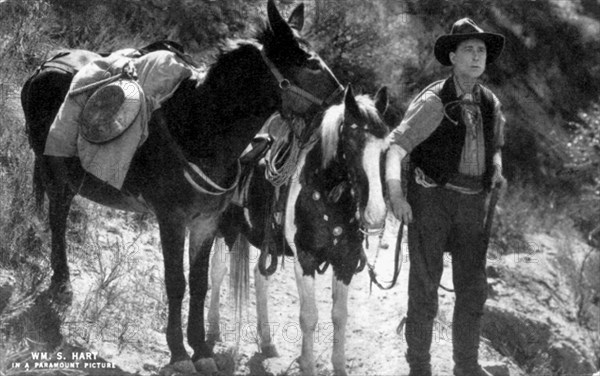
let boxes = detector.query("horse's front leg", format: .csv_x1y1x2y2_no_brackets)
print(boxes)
331,274,349,376
255,262,279,357
207,237,228,347
294,260,318,376
157,212,195,374
188,218,219,374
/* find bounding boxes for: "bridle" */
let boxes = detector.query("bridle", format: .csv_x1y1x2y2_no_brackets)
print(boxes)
336,123,400,291
260,47,344,110
338,122,387,237
184,47,342,197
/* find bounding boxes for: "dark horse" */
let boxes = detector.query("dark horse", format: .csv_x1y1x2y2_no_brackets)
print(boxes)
20,1,342,373
209,86,390,376
21,40,190,208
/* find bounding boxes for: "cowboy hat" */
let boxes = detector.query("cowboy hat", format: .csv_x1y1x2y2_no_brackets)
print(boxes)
80,79,142,144
434,18,505,66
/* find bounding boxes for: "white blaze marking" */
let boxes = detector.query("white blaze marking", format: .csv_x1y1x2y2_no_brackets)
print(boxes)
361,136,389,228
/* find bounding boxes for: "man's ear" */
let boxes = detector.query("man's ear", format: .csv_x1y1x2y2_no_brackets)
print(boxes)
449,52,456,65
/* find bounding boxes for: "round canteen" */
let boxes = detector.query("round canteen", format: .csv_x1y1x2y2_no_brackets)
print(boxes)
80,79,142,144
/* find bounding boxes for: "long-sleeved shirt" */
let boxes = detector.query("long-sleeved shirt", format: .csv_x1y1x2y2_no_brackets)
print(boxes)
390,76,504,176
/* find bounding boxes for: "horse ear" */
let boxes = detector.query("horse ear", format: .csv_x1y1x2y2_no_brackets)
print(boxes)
287,4,305,31
344,84,361,122
267,0,294,41
374,86,389,115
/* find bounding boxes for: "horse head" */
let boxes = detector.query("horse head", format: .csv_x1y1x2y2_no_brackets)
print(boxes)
321,85,390,231
260,0,343,118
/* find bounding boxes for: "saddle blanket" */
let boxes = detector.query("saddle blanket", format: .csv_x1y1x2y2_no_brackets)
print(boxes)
44,49,203,189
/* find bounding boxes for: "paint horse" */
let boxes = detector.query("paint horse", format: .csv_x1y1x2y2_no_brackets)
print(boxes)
210,86,390,376
20,1,343,373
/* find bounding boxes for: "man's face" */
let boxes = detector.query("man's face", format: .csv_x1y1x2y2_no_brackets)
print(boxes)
449,38,487,80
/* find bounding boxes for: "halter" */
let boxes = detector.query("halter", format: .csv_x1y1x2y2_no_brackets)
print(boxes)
337,123,399,290
260,48,344,109
338,122,387,237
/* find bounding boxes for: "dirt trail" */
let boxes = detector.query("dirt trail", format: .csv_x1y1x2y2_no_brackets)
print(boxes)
79,210,521,376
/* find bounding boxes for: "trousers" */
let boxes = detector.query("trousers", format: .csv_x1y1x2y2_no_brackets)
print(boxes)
404,176,488,373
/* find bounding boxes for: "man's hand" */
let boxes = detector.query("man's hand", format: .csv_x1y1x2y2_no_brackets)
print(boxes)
387,179,413,223
491,151,506,189
491,163,506,189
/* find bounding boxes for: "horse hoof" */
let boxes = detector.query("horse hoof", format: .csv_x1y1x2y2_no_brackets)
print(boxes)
261,344,279,358
194,358,218,374
296,356,317,376
159,360,196,376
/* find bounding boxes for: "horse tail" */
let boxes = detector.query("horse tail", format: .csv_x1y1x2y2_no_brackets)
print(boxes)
21,74,46,212
229,233,250,329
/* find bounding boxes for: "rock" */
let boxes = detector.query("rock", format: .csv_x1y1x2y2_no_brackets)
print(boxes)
482,361,511,376
483,301,599,375
548,341,597,375
482,302,552,365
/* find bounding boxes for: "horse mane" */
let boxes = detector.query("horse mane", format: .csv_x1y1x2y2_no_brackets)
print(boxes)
320,95,387,169
215,18,271,57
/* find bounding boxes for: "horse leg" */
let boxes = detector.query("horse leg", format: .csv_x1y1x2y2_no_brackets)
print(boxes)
156,213,194,373
331,275,349,376
294,261,318,376
255,262,278,357
46,179,75,302
207,237,228,347
188,219,219,373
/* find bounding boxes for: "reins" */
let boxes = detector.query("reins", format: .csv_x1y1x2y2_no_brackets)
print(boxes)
365,220,404,292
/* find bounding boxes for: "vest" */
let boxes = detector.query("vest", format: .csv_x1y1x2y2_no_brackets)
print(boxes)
411,77,497,190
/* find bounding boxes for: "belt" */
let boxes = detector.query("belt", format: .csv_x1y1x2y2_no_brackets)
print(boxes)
414,167,483,195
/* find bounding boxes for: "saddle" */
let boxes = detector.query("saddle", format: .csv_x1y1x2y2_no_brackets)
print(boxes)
233,113,295,208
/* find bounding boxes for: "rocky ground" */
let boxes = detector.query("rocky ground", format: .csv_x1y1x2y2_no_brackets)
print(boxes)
2,204,564,376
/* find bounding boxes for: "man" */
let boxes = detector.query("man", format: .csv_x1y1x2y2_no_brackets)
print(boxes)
386,18,506,376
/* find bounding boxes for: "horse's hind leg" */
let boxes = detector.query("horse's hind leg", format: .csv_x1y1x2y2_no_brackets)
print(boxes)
207,237,228,347
46,170,75,301
188,218,219,373
255,262,278,357
331,274,349,376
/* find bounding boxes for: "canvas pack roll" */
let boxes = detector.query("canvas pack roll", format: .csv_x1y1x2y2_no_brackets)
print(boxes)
44,49,200,189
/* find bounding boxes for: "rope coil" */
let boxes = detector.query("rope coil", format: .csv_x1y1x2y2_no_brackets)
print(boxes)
264,116,318,187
